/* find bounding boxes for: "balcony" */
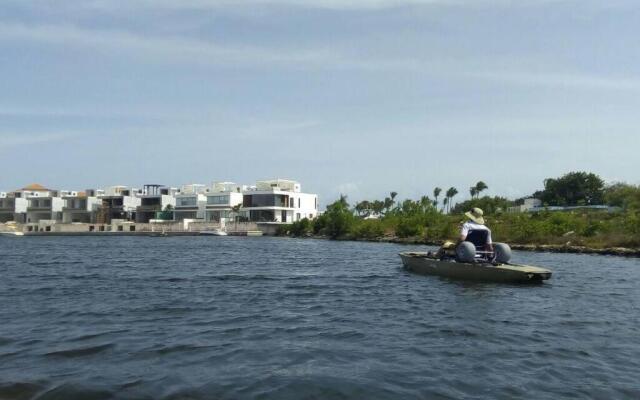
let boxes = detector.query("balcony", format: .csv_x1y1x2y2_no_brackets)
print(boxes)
137,205,162,212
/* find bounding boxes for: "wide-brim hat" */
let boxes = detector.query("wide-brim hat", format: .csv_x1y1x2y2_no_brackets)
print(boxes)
465,207,485,225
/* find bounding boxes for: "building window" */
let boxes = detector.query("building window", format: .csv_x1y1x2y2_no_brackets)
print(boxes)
207,195,229,205
178,197,197,207
244,194,287,207
249,210,276,222
298,198,301,208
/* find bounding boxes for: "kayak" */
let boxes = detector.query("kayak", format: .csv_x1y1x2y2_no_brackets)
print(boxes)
399,252,552,283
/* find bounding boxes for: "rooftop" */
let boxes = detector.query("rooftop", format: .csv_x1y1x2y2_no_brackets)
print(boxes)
18,183,50,192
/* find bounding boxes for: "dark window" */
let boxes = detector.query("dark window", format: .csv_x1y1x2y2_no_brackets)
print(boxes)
130,225,136,232
118,225,124,232
244,195,287,207
141,198,162,207
89,225,95,232
249,210,275,222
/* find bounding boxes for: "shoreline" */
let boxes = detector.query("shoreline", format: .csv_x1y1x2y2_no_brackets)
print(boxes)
3,229,639,257
286,234,640,258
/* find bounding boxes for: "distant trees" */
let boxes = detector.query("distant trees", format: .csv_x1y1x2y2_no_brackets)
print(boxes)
445,187,458,213
535,172,605,206
604,183,640,210
433,187,442,208
320,195,354,238
277,172,640,247
470,181,488,199
451,196,513,215
475,181,488,197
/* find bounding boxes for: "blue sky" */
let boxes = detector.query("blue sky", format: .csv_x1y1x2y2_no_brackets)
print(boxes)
1,0,639,206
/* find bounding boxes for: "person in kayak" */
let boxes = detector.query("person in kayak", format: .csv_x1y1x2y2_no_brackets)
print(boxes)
435,207,494,259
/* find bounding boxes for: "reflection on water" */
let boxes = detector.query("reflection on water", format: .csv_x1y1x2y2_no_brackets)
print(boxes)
0,236,639,399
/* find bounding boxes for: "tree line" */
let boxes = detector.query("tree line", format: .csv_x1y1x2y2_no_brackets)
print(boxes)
279,171,640,248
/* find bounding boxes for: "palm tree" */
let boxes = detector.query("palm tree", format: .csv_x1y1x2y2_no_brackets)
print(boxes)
442,197,449,213
355,200,371,218
475,181,488,197
445,187,458,213
433,187,442,208
372,200,385,216
419,195,431,211
390,191,398,201
470,187,478,199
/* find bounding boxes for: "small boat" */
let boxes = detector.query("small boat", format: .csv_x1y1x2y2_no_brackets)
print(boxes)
200,229,228,236
0,231,25,237
399,252,552,283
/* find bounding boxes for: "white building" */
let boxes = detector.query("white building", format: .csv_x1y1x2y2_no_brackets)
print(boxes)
26,193,64,223
174,184,207,221
204,182,244,222
135,184,177,223
62,190,101,223
241,179,318,223
96,186,142,223
508,198,543,213
0,193,28,223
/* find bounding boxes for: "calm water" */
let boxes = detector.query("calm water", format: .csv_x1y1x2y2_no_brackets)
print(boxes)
0,236,639,400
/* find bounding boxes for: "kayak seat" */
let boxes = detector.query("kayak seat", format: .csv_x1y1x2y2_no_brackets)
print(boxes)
465,230,493,261
465,230,488,250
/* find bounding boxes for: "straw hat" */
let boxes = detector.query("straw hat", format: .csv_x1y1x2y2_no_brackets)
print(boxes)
465,207,485,225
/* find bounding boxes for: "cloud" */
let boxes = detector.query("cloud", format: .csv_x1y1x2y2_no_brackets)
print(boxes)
0,22,340,68
2,19,639,93
475,71,640,91
78,0,574,11
0,132,79,149
74,0,471,11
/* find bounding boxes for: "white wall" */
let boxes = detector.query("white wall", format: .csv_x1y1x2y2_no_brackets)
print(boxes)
123,196,142,211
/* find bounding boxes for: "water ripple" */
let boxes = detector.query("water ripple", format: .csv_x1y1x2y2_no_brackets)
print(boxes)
1,236,639,399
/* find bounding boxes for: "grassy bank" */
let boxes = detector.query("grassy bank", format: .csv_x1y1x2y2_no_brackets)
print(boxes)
277,200,640,252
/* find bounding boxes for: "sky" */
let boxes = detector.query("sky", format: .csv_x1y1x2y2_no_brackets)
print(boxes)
1,0,639,207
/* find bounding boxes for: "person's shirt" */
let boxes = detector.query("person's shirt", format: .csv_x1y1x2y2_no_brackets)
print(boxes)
460,221,492,244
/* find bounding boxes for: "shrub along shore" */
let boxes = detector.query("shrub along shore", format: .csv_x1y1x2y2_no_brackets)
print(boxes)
277,210,640,257
276,172,640,257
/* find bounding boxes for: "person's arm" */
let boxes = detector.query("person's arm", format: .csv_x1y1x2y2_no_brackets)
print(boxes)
486,229,494,258
459,222,469,242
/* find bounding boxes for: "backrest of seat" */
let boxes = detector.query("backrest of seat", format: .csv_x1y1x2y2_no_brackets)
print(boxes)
466,229,488,250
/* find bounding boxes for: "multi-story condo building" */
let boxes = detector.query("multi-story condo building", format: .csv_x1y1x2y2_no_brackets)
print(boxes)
135,184,177,223
204,182,244,222
96,186,141,224
62,190,101,223
241,179,318,223
174,184,207,222
0,192,28,223
26,192,64,223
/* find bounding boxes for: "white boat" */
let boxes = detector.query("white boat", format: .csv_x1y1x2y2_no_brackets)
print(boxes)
0,231,25,237
200,229,228,236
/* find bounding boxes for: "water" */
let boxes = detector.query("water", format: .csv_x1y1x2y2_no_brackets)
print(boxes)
0,236,639,400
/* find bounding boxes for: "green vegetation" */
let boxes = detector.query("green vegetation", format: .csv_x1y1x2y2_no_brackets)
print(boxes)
278,171,640,249
156,204,174,220
534,171,605,206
